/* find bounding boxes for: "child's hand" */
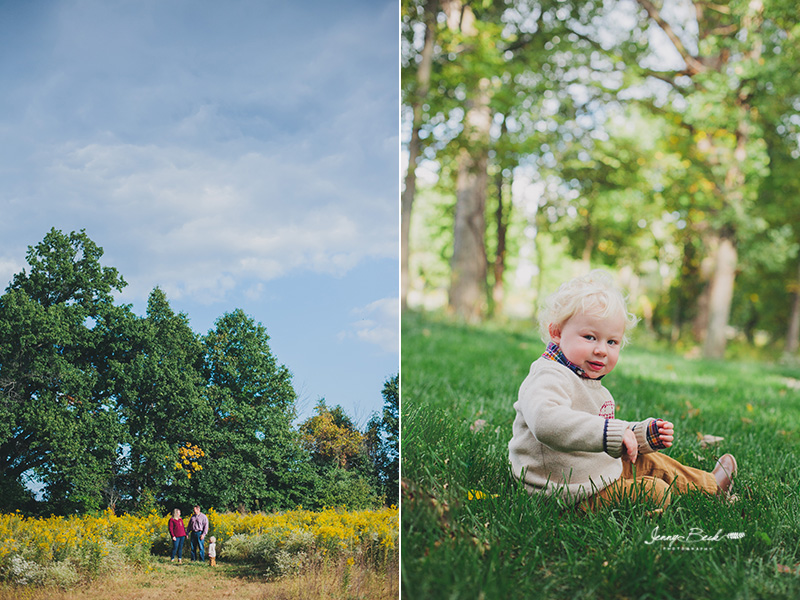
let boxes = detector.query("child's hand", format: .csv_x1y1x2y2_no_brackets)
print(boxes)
656,419,674,448
622,428,638,463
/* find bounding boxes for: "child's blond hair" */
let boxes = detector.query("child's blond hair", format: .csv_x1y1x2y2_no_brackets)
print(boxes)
538,270,638,345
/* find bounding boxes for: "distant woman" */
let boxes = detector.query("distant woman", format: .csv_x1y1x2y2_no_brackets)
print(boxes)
168,508,187,563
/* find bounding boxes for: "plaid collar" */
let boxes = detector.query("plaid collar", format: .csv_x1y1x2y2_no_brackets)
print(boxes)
542,342,603,380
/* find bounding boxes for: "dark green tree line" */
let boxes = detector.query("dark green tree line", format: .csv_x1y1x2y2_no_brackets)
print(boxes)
0,229,398,514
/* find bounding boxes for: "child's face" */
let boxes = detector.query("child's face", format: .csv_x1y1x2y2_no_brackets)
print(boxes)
550,311,624,379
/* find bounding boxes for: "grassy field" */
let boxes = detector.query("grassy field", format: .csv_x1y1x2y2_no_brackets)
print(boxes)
401,311,800,600
0,555,399,600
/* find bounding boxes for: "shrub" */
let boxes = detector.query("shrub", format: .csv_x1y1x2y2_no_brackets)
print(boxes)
221,528,313,579
43,561,80,588
5,555,44,586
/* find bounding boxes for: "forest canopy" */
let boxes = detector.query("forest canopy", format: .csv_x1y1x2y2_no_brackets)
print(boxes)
0,229,398,515
402,0,800,359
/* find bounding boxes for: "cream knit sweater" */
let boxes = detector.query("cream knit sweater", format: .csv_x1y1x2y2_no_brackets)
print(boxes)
508,357,658,502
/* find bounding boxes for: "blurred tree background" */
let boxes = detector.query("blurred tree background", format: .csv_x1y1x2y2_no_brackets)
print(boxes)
402,0,800,359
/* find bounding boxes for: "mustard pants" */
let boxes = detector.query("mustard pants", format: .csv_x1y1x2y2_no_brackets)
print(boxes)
581,452,718,510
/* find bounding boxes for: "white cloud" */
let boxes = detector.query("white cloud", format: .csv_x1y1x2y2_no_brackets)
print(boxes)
33,129,397,303
0,257,23,287
340,297,399,354
0,0,398,312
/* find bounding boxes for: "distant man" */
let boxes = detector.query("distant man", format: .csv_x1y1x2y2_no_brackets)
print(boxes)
187,505,209,562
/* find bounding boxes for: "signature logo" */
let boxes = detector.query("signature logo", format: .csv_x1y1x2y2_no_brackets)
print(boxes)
644,526,745,551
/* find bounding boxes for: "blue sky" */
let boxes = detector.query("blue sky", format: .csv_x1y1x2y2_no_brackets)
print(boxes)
0,0,399,425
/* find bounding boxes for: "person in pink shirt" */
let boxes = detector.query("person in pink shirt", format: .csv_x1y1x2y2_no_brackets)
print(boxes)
168,508,187,563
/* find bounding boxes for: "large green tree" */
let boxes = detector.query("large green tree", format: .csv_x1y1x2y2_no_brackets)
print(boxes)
405,0,800,359
0,229,128,512
113,287,211,508
198,309,307,511
402,0,438,311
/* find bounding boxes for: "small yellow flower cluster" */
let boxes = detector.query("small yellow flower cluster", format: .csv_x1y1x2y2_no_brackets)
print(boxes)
174,443,205,479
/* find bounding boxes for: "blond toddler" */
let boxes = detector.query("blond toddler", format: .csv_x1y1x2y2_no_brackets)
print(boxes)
508,271,737,509
208,536,217,567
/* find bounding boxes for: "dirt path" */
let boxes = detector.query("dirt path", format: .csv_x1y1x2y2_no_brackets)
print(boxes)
0,558,398,600
2,561,271,600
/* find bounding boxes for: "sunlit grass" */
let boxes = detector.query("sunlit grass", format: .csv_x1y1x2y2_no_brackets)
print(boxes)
401,311,800,599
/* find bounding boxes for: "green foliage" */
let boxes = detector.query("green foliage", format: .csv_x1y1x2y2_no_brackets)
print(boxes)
9,227,126,309
298,399,389,510
311,467,380,511
198,308,308,512
300,400,365,469
222,528,314,579
0,229,387,515
366,375,400,506
113,287,211,508
402,311,800,599
0,229,128,513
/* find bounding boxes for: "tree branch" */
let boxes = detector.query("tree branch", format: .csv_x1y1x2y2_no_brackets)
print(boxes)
636,0,706,75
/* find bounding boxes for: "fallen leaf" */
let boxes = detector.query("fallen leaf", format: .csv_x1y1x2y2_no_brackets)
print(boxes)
777,563,800,574
697,433,724,448
470,419,488,433
781,377,800,390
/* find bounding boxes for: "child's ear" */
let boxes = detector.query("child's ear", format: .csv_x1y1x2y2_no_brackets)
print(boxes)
548,323,561,344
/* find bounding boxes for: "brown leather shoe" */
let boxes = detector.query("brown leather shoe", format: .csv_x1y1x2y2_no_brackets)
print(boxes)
712,454,737,495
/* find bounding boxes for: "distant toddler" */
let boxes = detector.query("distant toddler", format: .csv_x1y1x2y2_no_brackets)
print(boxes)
508,270,737,509
208,536,217,567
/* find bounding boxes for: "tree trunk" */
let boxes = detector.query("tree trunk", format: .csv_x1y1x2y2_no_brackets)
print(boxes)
401,0,437,312
491,170,508,316
445,2,490,321
702,233,738,359
785,259,800,355
401,130,420,313
449,139,490,321
581,212,594,270
691,234,715,343
701,116,748,359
